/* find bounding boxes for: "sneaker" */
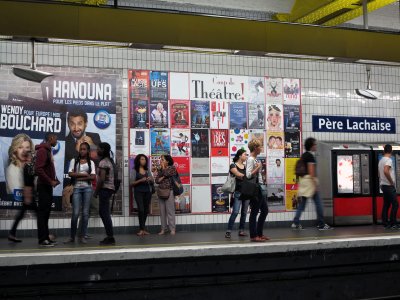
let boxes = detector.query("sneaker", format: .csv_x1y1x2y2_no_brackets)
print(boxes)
79,237,88,244
99,237,116,246
291,223,303,230
317,224,333,230
390,224,400,230
39,240,55,247
225,231,231,239
83,234,93,239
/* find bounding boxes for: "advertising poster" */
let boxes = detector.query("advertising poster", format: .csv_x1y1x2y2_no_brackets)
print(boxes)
211,184,229,213
285,158,298,185
211,156,229,184
129,70,150,100
284,105,301,131
189,73,247,102
150,155,162,172
169,72,189,100
284,131,301,158
171,128,191,156
265,77,283,103
173,157,190,184
267,157,285,185
191,129,209,158
249,129,266,157
43,76,117,186
266,104,283,132
285,188,299,211
283,78,300,105
248,103,265,129
210,129,229,156
267,184,285,212
248,77,265,104
229,102,247,129
229,129,249,156
150,71,168,100
129,129,150,157
130,99,149,129
258,157,267,185
267,132,284,157
337,155,354,194
170,100,190,128
191,158,210,185
175,185,191,214
191,100,210,129
0,100,66,210
191,185,211,213
150,99,169,128
210,100,229,129
150,128,170,156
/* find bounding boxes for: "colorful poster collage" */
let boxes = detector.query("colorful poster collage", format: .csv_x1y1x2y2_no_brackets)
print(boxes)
129,70,301,214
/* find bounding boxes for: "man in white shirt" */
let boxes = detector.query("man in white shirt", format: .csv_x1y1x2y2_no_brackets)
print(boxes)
378,144,398,229
271,159,284,182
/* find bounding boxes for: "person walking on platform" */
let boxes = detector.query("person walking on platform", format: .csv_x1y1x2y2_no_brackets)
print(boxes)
155,155,177,236
378,144,398,229
35,133,60,247
130,154,154,236
64,142,96,244
291,137,332,231
225,149,249,239
247,139,269,242
94,142,116,246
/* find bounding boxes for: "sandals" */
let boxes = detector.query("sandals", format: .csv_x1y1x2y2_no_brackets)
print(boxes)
250,237,266,242
238,231,248,237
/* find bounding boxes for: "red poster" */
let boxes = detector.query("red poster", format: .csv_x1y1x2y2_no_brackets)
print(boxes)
210,129,229,156
129,70,150,100
173,157,191,184
170,100,190,128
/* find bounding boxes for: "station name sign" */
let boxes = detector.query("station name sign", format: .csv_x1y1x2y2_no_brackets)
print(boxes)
312,115,396,134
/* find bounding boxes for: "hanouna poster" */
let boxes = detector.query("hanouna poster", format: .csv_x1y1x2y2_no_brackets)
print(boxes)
171,128,190,157
229,129,249,156
283,78,300,105
150,71,168,100
248,77,265,104
170,100,190,128
130,129,150,157
210,129,229,156
189,73,247,102
210,100,229,129
191,157,210,185
265,77,283,104
129,70,150,100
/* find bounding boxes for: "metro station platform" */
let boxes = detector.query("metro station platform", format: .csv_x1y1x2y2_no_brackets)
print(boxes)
1,225,400,299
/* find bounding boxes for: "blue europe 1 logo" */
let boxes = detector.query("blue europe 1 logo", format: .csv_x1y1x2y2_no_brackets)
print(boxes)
52,141,61,156
93,110,111,129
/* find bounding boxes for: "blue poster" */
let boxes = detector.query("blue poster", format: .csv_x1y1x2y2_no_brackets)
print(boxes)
229,102,247,129
191,100,210,128
150,128,170,156
150,71,168,100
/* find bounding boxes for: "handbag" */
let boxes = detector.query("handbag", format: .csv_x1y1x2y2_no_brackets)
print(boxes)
239,177,259,200
157,187,171,199
298,175,317,198
221,174,236,193
171,173,184,196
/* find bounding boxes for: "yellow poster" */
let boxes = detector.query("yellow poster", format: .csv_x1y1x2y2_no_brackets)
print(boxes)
285,158,299,185
285,189,299,211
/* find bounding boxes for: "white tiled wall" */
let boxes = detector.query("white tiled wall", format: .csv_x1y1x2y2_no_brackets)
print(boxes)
1,40,400,231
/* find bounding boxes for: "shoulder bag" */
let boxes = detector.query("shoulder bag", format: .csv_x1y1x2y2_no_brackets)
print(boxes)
221,174,236,193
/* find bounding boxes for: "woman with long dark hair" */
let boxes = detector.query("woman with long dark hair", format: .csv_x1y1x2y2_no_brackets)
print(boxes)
64,142,96,244
93,142,116,245
225,149,250,239
155,155,177,235
130,154,154,236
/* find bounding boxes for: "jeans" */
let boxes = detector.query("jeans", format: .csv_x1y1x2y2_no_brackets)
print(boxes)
249,187,269,238
71,186,92,239
10,202,37,236
227,191,250,231
134,191,152,230
381,185,398,226
37,184,53,243
293,191,325,227
98,188,114,237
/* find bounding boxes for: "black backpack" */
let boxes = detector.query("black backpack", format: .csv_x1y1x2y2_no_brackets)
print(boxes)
295,157,307,177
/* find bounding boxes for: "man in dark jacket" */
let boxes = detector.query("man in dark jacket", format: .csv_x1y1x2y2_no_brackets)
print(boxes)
35,133,60,247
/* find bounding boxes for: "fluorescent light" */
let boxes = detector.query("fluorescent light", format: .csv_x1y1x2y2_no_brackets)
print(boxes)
163,45,233,54
48,38,131,47
356,59,400,66
265,52,328,60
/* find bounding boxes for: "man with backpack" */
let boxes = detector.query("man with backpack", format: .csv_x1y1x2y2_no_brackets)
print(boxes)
35,133,60,247
291,137,332,230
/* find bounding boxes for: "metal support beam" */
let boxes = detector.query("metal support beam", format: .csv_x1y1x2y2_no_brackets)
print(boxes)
0,0,400,62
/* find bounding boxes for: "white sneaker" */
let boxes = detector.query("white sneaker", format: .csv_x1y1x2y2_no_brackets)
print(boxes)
317,224,333,230
291,223,303,230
